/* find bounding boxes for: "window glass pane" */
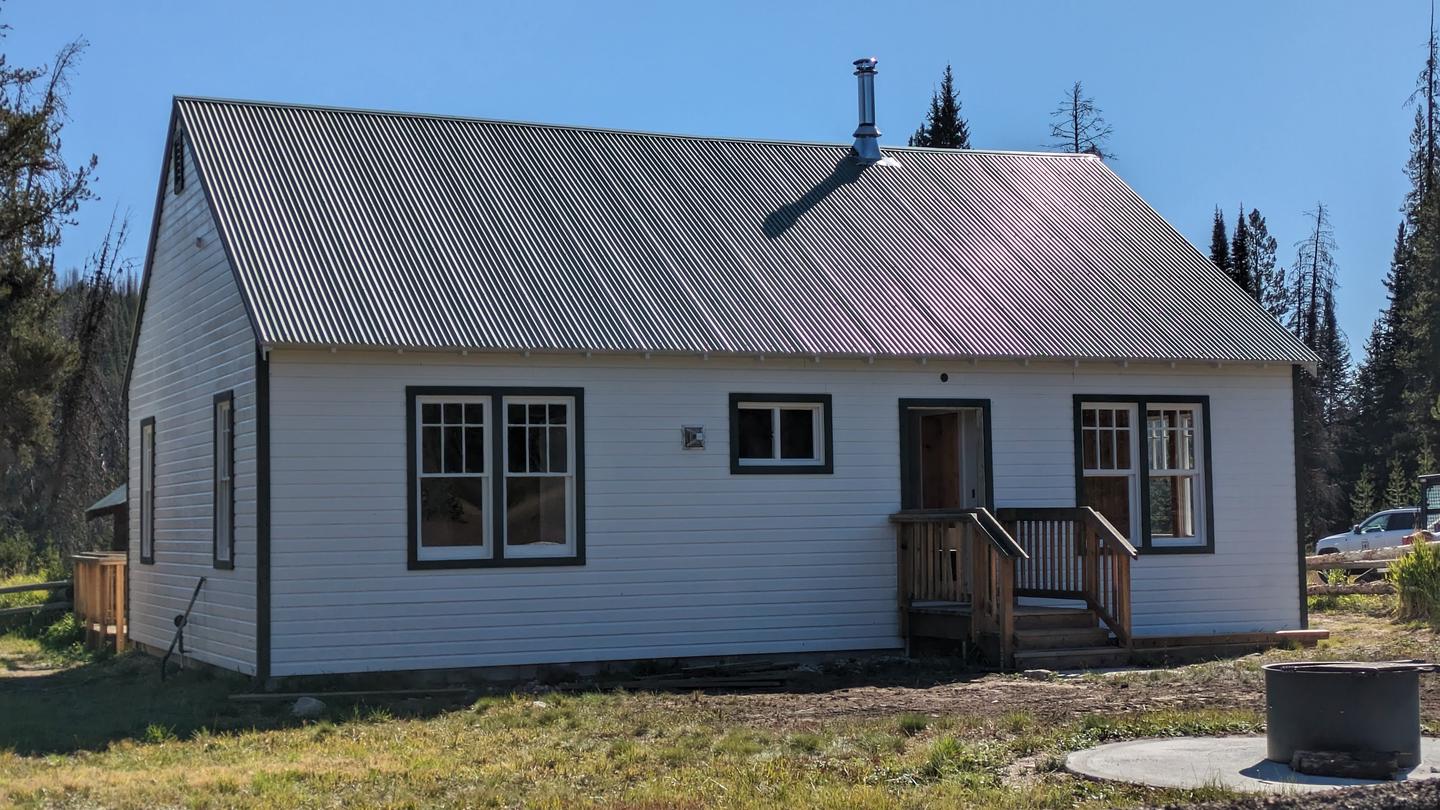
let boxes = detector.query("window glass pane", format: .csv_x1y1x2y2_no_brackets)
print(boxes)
528,426,547,472
443,403,462,424
548,403,567,425
443,426,463,473
464,403,484,424
507,477,568,546
464,427,485,474
737,408,774,459
1082,476,1132,542
508,426,526,472
1115,426,1131,470
779,408,816,459
422,403,441,424
548,427,568,472
1149,475,1196,538
1099,409,1113,428
419,478,487,547
422,426,442,474
528,403,546,424
508,403,525,424
1116,408,1130,428
1082,430,1098,470
1081,408,1096,427
1098,428,1114,469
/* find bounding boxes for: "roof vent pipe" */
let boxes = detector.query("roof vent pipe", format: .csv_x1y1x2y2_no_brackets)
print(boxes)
852,57,883,163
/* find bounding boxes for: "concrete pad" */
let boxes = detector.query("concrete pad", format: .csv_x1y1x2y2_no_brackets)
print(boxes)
1066,736,1440,794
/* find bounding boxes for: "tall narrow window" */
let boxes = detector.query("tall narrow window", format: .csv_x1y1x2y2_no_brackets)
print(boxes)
213,393,235,568
414,395,491,561
140,418,156,564
1075,397,1213,553
504,397,576,556
406,387,585,568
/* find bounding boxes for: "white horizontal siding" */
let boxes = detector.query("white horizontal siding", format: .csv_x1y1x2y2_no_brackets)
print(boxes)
267,351,1300,676
128,138,257,675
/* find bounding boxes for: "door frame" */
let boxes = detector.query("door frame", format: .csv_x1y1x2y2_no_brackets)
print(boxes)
898,398,995,510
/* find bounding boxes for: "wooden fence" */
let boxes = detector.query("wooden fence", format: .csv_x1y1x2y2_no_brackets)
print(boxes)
72,552,127,651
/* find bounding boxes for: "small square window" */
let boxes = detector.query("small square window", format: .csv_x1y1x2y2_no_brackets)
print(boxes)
729,394,833,474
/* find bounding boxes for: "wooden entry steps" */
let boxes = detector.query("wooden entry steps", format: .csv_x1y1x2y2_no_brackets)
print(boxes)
1010,606,1128,670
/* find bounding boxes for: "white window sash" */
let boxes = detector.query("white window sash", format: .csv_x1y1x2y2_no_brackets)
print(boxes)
736,402,825,465
415,395,492,561
503,395,576,557
1148,404,1205,546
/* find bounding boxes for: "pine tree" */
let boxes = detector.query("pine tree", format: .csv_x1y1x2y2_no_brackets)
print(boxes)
1385,457,1417,508
1048,81,1114,159
0,40,93,467
1351,465,1378,521
1245,208,1288,321
1229,206,1252,294
909,64,971,149
1209,207,1229,275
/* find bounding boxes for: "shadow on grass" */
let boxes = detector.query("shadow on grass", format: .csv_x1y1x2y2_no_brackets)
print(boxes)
0,652,473,756
0,647,997,756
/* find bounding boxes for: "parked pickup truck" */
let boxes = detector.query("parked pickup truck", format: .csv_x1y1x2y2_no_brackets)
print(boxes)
1314,507,1421,555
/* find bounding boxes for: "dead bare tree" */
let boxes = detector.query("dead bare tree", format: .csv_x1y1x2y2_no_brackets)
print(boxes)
1048,80,1115,160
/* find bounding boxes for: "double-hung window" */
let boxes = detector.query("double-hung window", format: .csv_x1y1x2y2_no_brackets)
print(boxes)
213,392,235,569
1076,396,1213,552
408,387,583,568
729,394,833,474
139,417,156,564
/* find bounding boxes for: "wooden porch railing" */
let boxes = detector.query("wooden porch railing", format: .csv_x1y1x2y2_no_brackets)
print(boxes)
890,508,1027,662
72,551,127,652
996,507,1138,646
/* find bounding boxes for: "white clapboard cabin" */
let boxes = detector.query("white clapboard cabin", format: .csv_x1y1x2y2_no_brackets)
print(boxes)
126,61,1320,683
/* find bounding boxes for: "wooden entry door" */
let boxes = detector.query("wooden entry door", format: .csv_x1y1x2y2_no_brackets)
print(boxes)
900,400,992,510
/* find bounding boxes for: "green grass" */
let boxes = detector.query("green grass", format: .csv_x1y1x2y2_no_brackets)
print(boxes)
0,643,1255,809
13,600,1430,808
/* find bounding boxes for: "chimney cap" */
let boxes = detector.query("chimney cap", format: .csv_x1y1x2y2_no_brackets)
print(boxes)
852,57,878,73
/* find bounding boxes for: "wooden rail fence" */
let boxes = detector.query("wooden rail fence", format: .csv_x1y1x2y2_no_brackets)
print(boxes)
0,579,72,618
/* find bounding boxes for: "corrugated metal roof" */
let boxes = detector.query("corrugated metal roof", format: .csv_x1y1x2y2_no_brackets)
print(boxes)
174,97,1316,365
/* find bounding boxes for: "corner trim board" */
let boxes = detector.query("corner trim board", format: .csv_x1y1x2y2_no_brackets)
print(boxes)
255,347,271,683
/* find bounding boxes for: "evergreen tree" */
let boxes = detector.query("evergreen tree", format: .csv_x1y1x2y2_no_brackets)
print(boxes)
1291,204,1338,346
1048,81,1114,159
1385,457,1417,508
0,39,93,467
1229,206,1252,294
909,64,971,149
1351,465,1378,521
1245,208,1288,321
1209,207,1229,275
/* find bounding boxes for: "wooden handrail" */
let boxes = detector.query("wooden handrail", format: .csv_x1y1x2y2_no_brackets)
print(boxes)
998,506,1134,648
890,508,1027,559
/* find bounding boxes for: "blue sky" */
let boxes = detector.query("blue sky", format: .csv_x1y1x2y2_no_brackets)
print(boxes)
8,1,1429,356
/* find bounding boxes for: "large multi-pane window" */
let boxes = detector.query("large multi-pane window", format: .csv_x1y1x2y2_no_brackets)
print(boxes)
408,388,583,568
1076,397,1212,552
213,393,235,568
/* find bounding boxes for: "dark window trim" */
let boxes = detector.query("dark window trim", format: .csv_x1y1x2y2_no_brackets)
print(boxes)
1072,394,1216,555
405,386,586,570
728,393,835,475
212,390,236,570
897,398,995,510
139,416,156,565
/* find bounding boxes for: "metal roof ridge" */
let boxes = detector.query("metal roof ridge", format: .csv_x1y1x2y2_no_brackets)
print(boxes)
172,95,1099,160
